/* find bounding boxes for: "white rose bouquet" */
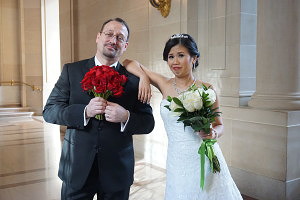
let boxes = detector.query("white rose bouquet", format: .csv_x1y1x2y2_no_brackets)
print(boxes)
165,84,221,189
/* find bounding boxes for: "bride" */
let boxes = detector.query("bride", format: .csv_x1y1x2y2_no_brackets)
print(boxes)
123,33,242,200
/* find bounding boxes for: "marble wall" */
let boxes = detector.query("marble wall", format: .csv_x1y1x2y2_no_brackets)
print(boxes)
21,0,43,114
0,0,43,114
0,0,20,82
0,86,20,106
0,0,21,106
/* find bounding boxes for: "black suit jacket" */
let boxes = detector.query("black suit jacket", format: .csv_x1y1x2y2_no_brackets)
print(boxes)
43,57,155,192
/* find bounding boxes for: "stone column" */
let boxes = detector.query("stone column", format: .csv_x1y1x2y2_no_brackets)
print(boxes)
41,0,61,106
248,0,300,110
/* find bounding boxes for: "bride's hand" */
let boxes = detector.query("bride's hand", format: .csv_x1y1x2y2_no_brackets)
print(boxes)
197,128,218,139
122,59,152,103
138,76,152,104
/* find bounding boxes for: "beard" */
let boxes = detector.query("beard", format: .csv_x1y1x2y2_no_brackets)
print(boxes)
103,44,118,58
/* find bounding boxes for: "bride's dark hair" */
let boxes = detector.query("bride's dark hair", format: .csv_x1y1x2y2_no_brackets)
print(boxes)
163,33,200,68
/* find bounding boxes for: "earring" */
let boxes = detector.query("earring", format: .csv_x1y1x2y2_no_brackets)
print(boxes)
192,62,195,69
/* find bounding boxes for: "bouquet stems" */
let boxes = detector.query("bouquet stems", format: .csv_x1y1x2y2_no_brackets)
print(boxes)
198,139,220,189
95,114,103,120
93,91,112,120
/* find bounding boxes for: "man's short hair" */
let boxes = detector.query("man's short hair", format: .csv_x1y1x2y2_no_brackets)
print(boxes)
100,18,130,41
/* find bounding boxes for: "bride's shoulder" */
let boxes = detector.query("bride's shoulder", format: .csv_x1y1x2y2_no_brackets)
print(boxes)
195,80,214,89
158,77,175,97
161,77,174,88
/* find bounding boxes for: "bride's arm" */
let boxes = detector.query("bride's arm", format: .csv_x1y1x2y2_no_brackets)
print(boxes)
197,84,224,140
123,59,167,103
210,91,224,139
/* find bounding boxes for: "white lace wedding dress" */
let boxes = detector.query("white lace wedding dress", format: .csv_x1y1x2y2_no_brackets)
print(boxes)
161,99,243,200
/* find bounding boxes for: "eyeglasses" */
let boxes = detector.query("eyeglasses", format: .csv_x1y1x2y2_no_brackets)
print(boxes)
101,31,127,43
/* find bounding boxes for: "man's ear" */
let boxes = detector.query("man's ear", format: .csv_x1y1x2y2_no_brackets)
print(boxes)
96,32,101,43
124,42,129,50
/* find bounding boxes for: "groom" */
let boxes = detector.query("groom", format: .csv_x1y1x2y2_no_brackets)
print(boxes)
43,18,155,200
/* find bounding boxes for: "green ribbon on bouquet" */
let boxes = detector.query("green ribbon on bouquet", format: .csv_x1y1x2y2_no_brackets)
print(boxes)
198,139,218,189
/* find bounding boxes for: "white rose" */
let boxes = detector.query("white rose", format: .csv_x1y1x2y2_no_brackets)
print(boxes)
182,91,203,112
204,88,217,105
192,90,203,110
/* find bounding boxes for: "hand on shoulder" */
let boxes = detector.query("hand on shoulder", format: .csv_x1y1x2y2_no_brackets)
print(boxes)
122,59,152,103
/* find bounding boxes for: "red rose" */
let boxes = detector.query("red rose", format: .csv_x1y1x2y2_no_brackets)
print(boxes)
80,65,128,120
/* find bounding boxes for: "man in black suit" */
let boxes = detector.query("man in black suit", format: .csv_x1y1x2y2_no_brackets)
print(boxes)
43,18,155,200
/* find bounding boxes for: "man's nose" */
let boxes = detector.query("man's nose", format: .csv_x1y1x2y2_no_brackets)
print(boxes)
109,35,117,43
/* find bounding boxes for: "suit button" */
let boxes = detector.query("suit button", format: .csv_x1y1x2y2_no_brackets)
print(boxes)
94,145,101,153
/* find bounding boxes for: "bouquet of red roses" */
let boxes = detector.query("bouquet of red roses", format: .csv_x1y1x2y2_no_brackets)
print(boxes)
81,65,127,120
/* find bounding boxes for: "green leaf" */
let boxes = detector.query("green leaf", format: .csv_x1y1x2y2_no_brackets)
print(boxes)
174,108,185,113
191,124,204,132
190,84,198,91
167,96,172,102
173,97,183,107
164,105,171,111
202,84,208,90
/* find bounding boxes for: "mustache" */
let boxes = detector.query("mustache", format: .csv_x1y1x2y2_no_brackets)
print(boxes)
104,43,117,50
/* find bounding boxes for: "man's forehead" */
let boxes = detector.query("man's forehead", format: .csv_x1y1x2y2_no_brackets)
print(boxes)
103,21,128,34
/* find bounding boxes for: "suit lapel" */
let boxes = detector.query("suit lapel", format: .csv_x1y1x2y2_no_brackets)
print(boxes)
79,58,95,100
115,62,128,76
81,57,95,76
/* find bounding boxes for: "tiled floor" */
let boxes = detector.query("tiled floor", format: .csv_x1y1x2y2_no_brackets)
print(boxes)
0,116,166,200
0,115,258,200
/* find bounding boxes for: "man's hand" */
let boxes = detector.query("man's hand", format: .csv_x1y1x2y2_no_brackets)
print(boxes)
105,101,129,123
86,97,107,118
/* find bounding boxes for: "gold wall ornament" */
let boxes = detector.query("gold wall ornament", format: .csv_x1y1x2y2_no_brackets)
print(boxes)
150,0,171,18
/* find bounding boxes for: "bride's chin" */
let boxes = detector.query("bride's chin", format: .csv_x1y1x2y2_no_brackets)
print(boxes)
174,73,184,78
172,71,181,76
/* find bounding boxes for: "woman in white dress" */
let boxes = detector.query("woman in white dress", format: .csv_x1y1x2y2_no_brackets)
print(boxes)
124,33,242,200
